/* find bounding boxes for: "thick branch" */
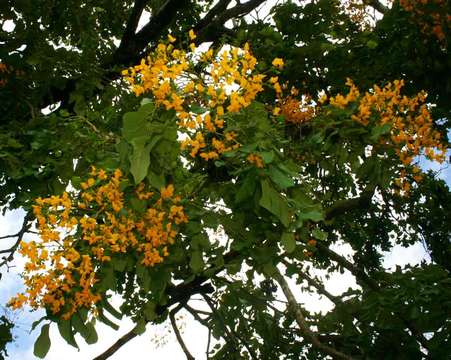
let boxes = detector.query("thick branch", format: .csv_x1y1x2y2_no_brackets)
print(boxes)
316,242,379,291
195,0,233,30
272,267,355,360
170,305,195,360
196,0,266,43
124,0,190,63
363,0,389,14
95,251,239,359
92,326,138,360
118,0,150,52
325,185,376,221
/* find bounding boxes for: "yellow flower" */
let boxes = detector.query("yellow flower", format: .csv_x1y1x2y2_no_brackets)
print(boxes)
188,29,196,40
167,34,176,43
272,58,284,69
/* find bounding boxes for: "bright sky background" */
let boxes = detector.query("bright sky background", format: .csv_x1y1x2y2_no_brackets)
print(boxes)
1,0,450,358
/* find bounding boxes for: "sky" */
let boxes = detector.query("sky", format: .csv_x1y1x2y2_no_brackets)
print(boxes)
1,0,450,359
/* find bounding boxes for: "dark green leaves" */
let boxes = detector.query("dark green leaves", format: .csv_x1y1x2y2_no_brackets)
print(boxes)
281,232,296,253
72,314,97,345
190,251,205,274
33,324,51,358
259,179,291,227
57,319,78,348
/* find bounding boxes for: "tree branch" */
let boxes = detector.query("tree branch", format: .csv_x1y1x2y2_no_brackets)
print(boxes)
316,242,380,291
170,305,195,360
202,294,258,360
195,0,233,30
315,242,431,353
325,185,376,221
363,0,389,14
0,212,33,268
272,267,355,360
92,326,139,360
196,0,266,43
95,251,239,359
124,0,190,63
118,0,150,53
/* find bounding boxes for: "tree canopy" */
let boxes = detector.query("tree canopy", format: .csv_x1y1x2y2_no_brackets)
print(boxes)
0,1,450,359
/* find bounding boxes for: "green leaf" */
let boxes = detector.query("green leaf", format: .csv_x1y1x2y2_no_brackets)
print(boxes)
98,311,119,331
133,319,147,335
147,170,165,189
259,179,291,227
189,104,207,114
190,250,204,274
113,257,127,272
260,151,275,164
102,299,122,319
143,301,157,321
312,228,327,241
33,324,51,358
123,112,148,142
72,314,97,344
370,123,391,141
281,232,296,253
129,138,152,184
262,262,277,276
268,165,294,189
31,317,47,332
298,206,324,222
57,319,78,348
130,197,147,213
366,40,378,49
235,170,258,204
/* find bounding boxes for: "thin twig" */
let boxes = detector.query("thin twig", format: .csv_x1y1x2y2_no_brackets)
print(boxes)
202,294,258,360
169,305,195,360
0,212,33,268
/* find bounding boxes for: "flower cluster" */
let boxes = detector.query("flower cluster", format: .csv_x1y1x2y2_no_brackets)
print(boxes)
328,79,446,167
9,168,187,320
122,31,284,162
247,153,264,168
400,0,450,43
279,95,316,125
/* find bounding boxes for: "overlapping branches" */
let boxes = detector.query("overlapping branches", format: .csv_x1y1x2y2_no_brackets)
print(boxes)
43,0,268,109
0,212,33,269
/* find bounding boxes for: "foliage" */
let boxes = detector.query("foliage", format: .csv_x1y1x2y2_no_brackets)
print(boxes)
1,1,450,359
0,316,13,360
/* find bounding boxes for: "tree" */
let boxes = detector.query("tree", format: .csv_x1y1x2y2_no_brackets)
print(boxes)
1,1,450,359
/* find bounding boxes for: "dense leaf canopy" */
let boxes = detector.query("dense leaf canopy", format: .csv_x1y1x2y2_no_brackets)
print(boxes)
1,1,450,359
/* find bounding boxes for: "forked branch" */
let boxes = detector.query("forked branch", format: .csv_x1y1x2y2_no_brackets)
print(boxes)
272,267,355,360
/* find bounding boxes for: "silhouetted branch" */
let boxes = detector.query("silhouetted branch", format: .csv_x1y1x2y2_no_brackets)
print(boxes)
363,0,389,14
272,267,355,360
170,305,195,360
0,212,33,268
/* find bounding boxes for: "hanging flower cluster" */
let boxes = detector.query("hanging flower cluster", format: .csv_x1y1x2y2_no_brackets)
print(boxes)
9,168,187,319
328,78,446,166
279,94,316,125
122,31,284,162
